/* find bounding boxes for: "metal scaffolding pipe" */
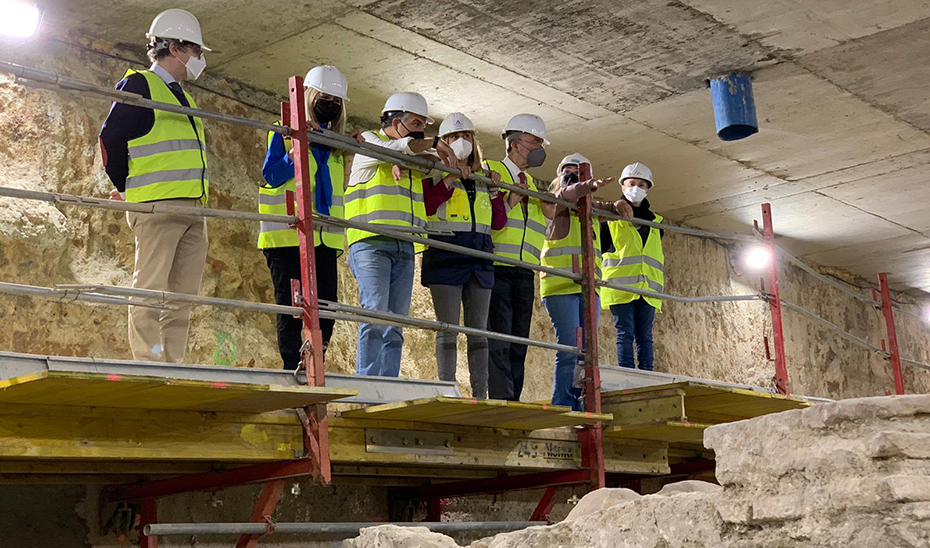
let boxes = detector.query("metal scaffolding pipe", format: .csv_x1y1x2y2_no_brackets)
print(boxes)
1,59,759,243
0,186,298,225
595,278,764,304
144,521,544,537
780,299,887,356
901,357,930,372
0,282,170,309
57,284,583,356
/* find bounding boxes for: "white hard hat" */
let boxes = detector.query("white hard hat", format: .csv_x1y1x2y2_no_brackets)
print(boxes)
502,113,549,145
438,112,476,138
557,153,592,177
620,162,654,188
147,9,211,51
304,65,349,101
382,92,434,124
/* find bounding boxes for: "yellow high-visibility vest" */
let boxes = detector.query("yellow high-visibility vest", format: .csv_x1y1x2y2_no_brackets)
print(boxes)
540,213,603,298
426,177,493,234
415,175,494,254
485,160,547,267
600,214,665,311
124,69,208,204
257,123,345,252
344,131,427,246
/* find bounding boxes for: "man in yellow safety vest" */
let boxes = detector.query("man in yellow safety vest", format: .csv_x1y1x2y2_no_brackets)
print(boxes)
345,92,460,377
600,162,664,371
484,113,550,401
99,9,211,363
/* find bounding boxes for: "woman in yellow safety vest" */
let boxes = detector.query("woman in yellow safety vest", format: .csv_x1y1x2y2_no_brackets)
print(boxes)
421,113,506,399
541,154,631,410
257,65,348,370
600,162,663,371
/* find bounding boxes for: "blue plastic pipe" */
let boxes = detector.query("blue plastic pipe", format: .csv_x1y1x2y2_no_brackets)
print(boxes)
709,72,758,141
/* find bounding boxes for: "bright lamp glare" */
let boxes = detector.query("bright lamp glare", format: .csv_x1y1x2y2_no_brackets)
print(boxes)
744,246,771,270
0,1,42,38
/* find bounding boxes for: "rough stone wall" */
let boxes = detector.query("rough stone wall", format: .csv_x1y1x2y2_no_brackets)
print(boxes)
0,34,928,404
347,394,930,547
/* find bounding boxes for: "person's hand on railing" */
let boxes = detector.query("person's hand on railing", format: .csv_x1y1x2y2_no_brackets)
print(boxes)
109,189,123,201
349,128,365,143
459,163,472,181
614,198,633,220
488,170,502,198
434,139,458,170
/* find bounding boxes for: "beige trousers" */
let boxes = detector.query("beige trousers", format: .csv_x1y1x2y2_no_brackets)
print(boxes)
127,198,208,363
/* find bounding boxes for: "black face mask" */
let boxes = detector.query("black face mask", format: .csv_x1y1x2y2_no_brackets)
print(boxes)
561,171,579,187
313,99,341,124
399,120,425,140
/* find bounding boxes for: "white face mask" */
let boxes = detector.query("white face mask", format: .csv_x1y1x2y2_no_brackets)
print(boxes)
448,137,473,161
623,185,647,205
180,52,207,80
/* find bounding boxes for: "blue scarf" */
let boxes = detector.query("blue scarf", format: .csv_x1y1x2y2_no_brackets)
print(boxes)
310,137,333,216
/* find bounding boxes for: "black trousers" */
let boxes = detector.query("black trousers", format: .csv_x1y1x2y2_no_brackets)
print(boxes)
263,245,338,370
487,266,536,401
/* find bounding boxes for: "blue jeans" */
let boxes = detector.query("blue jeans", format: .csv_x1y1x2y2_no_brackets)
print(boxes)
610,299,656,371
543,293,599,411
348,237,415,377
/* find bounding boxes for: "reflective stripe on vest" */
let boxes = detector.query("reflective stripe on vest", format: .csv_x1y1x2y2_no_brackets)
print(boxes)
257,125,345,251
124,70,208,204
600,214,665,311
426,179,493,235
485,160,547,267
345,131,427,246
540,214,603,298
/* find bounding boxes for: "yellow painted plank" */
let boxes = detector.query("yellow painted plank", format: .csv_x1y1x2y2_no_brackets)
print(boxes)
0,371,356,413
341,397,608,430
604,420,712,444
0,408,303,461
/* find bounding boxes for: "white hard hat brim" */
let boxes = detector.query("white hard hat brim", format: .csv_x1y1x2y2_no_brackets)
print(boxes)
305,83,350,101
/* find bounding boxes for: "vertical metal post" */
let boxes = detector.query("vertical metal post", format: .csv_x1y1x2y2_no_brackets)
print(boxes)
425,498,443,522
576,192,605,491
878,273,906,395
139,498,157,548
235,480,286,548
286,77,330,483
761,203,790,395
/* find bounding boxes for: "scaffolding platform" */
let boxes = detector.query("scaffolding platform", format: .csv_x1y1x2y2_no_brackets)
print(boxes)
0,351,816,486
601,380,815,444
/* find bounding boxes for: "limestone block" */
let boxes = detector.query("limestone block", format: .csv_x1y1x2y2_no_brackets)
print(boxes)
344,525,460,548
656,480,722,495
750,495,804,523
867,431,930,459
879,476,930,503
801,395,930,429
564,488,641,521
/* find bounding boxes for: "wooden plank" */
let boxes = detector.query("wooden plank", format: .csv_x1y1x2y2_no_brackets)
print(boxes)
341,397,609,430
0,404,303,461
0,371,355,413
602,393,686,426
329,420,668,475
604,421,712,444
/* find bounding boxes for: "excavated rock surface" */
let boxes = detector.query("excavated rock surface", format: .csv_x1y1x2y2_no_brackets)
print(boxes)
345,395,930,547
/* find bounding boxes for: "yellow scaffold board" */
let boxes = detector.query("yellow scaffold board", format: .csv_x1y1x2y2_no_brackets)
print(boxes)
340,397,612,430
604,420,713,443
0,371,356,413
600,381,812,442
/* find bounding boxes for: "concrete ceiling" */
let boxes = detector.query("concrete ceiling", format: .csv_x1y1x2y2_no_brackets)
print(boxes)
39,0,930,294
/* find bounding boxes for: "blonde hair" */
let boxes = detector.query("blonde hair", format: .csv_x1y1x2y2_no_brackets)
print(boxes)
306,88,347,157
442,132,485,173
